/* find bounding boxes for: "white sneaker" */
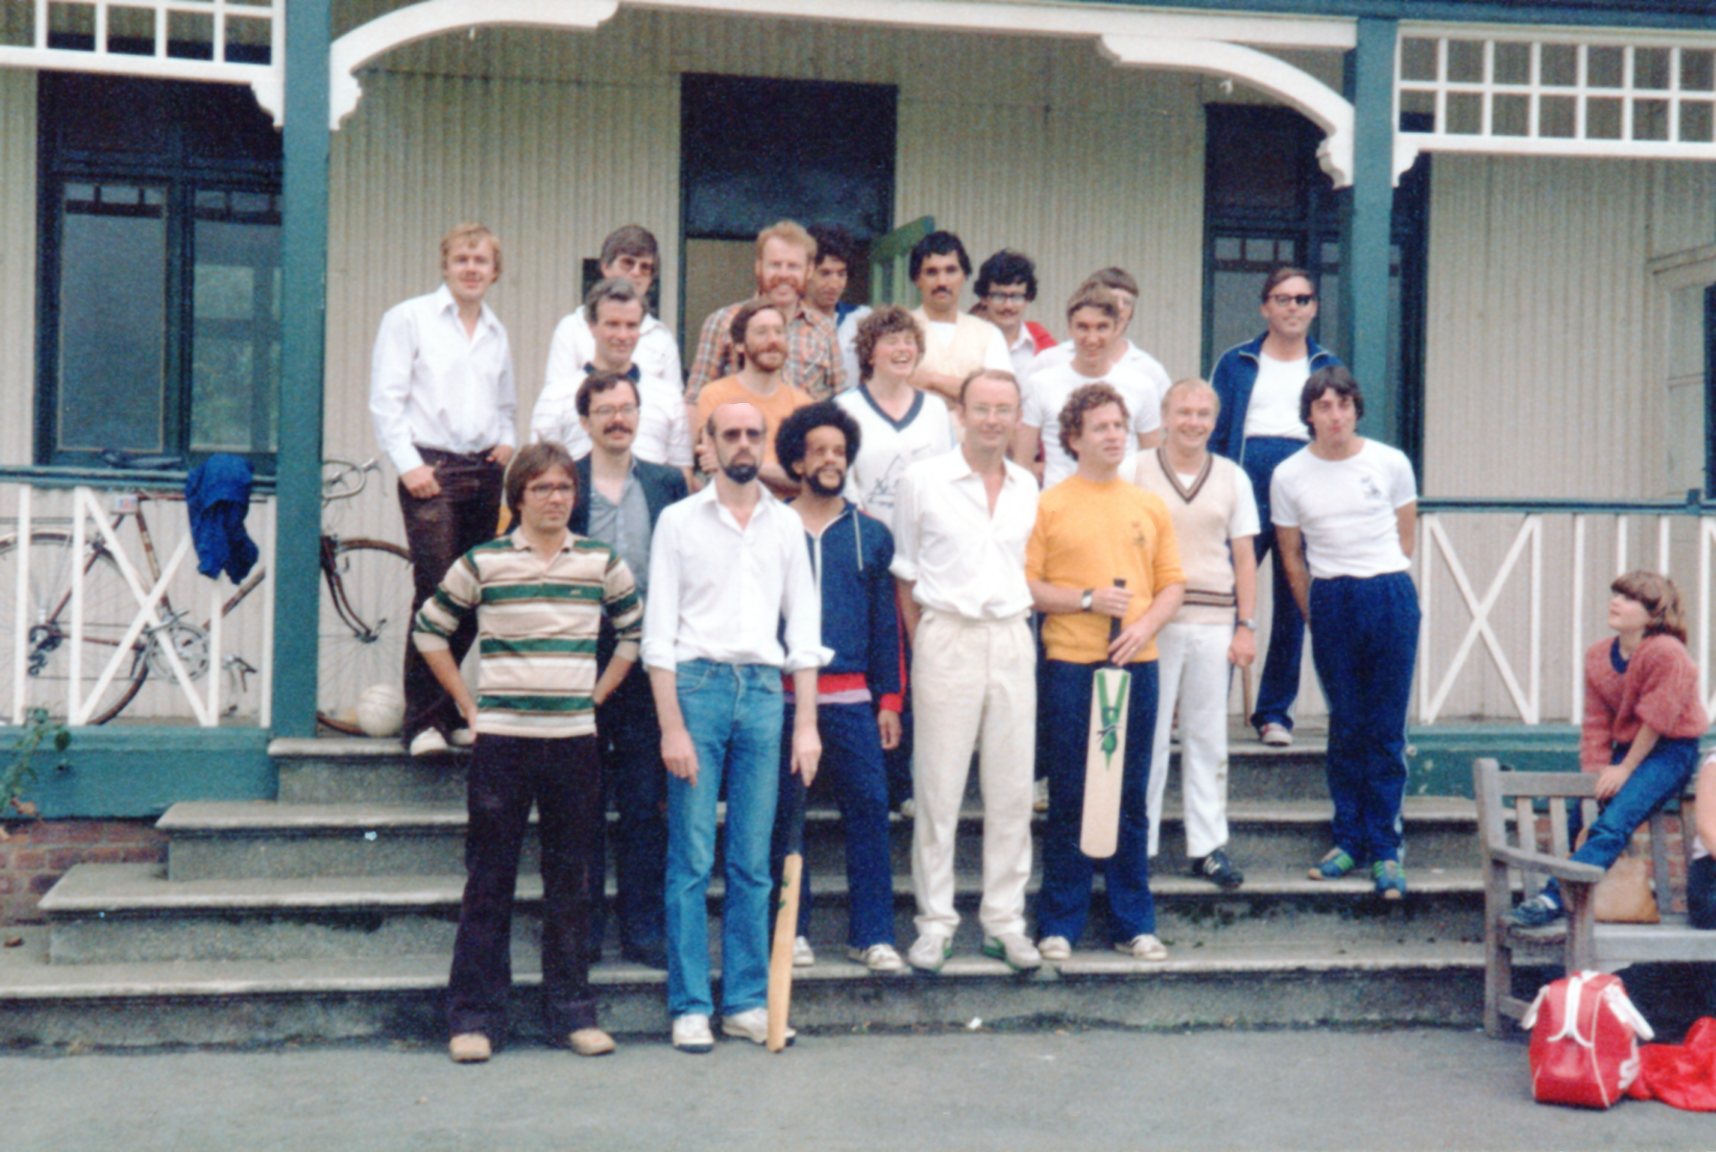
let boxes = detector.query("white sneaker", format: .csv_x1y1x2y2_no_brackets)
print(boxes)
898,798,917,820
1033,777,1050,813
448,727,476,748
847,943,904,973
720,1006,793,1046
1115,934,1169,962
792,936,816,967
1259,723,1293,748
1037,935,1073,962
982,932,1043,972
671,1013,714,1054
906,933,953,973
408,728,449,758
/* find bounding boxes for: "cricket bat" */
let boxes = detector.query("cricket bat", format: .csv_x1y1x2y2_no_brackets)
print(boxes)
1080,580,1131,859
766,771,807,1052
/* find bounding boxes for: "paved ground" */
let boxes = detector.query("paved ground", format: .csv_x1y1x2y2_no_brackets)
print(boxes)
2,1025,1709,1151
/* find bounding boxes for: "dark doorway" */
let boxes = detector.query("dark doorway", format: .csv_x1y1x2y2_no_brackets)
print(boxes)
678,74,897,346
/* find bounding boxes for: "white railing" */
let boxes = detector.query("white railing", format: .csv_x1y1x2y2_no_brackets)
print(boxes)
1414,496,1716,726
0,0,283,122
2,471,276,728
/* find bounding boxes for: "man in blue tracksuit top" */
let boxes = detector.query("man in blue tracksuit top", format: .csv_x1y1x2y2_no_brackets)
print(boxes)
1208,266,1341,748
771,402,907,973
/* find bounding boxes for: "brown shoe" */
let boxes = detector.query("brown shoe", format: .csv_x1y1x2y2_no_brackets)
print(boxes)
568,1027,616,1057
448,1032,492,1063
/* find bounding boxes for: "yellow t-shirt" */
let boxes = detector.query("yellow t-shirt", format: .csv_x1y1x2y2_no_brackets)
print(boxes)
1025,473,1185,664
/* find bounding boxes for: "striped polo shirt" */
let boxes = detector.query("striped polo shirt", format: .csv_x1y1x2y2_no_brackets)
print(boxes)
413,532,644,738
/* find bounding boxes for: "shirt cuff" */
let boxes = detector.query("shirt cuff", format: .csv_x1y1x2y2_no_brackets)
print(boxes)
783,645,834,674
611,639,641,665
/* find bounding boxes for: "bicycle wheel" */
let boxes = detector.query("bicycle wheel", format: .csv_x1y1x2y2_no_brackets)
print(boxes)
317,537,414,734
0,530,149,724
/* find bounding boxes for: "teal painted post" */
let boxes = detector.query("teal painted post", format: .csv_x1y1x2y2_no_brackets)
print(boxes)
272,0,331,738
1340,16,1399,446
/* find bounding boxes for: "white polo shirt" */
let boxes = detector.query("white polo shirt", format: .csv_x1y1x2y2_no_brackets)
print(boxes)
891,448,1038,622
1022,358,1164,489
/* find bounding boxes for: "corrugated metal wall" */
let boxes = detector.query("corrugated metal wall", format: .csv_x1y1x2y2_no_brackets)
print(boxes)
0,69,35,468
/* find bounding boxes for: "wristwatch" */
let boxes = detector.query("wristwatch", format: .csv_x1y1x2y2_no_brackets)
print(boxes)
1080,589,1095,611
1238,618,1258,631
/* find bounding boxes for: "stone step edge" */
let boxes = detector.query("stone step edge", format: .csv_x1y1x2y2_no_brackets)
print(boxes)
0,931,1485,1001
40,862,1488,916
157,796,1479,834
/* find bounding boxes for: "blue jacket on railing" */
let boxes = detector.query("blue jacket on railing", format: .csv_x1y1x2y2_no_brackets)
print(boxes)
184,454,259,582
1209,332,1341,463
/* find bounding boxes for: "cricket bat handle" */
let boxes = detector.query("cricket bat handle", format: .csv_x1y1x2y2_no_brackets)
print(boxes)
766,852,802,1052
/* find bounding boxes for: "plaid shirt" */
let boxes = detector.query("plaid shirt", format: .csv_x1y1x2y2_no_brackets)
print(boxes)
685,299,844,403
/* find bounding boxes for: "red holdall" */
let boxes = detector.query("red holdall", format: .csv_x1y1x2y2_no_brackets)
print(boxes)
1522,970,1655,1109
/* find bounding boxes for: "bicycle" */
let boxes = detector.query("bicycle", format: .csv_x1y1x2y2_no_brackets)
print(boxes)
0,457,413,732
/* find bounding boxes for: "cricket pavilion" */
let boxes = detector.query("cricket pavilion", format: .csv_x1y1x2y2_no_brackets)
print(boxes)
0,0,1712,1044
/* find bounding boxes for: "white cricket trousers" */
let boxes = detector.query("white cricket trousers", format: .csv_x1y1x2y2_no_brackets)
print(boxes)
909,609,1036,940
1148,620,1233,859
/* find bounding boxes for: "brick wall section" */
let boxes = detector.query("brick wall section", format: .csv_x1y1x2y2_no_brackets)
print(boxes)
0,820,166,927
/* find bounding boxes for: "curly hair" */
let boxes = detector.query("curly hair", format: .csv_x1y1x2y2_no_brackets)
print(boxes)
776,401,862,476
1057,382,1129,460
853,305,924,382
1611,570,1689,645
975,249,1038,300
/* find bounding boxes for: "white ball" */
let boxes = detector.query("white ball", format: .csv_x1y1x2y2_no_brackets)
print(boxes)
356,683,405,738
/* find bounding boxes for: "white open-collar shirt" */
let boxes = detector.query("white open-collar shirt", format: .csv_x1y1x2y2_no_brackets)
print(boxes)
890,448,1038,622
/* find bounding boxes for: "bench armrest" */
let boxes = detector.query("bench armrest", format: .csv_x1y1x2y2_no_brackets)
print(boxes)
1485,845,1607,886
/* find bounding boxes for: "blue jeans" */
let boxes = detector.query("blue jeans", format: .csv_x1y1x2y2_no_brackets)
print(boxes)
772,701,895,949
1036,659,1158,944
1242,436,1308,732
1543,737,1700,906
664,661,782,1019
1309,572,1419,865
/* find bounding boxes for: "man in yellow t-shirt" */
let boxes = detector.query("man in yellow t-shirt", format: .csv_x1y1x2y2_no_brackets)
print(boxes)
1025,382,1184,964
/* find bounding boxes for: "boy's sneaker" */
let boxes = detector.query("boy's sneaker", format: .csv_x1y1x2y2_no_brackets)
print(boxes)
1037,935,1073,962
792,936,816,967
721,1006,793,1046
1190,849,1245,891
1308,847,1357,881
1372,859,1407,901
1508,894,1565,929
982,933,1043,972
671,1014,714,1054
907,933,953,974
847,943,905,973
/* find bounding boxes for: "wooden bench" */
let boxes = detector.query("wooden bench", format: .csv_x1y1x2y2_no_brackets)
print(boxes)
1474,757,1715,1038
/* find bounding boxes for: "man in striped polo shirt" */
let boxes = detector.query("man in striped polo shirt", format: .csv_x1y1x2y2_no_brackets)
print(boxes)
414,440,644,1065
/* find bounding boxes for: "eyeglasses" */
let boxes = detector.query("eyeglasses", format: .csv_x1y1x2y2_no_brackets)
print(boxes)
985,291,1028,304
1269,293,1317,307
719,428,765,443
590,404,639,420
967,404,1018,420
525,482,575,499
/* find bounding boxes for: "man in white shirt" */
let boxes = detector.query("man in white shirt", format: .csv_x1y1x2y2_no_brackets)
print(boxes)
542,225,682,387
907,230,1012,405
1130,379,1260,891
369,222,517,756
836,305,957,520
1017,284,1163,488
892,369,1042,974
532,278,693,483
643,399,825,1053
1025,267,1173,400
807,224,873,390
974,249,1057,383
1272,366,1419,902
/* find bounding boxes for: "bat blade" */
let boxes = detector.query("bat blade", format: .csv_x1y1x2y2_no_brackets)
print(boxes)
1080,665,1131,859
766,852,802,1052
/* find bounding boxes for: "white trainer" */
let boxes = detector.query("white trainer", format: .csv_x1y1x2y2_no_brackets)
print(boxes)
408,728,449,758
1259,723,1293,748
721,1006,794,1046
847,943,905,973
982,932,1043,972
1115,934,1169,962
792,936,816,967
1037,935,1073,962
906,933,953,973
671,1013,714,1054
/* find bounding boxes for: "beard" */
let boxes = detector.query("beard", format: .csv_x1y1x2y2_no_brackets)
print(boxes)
804,467,845,498
721,459,760,485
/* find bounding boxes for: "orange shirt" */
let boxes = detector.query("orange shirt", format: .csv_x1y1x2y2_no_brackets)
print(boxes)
1026,473,1184,664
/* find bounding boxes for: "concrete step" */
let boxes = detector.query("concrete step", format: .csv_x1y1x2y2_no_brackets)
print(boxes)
39,862,1485,966
271,737,1335,808
158,796,1481,882
0,925,1489,1048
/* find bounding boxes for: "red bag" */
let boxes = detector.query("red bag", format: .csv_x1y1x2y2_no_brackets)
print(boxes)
1522,970,1654,1109
1627,1017,1716,1111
